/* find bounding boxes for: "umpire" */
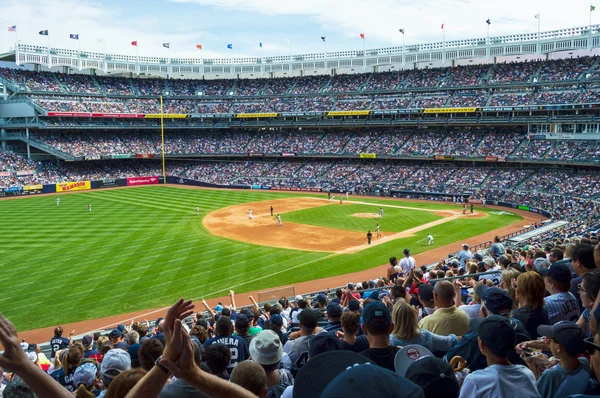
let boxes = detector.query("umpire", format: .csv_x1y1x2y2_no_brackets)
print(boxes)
367,230,373,244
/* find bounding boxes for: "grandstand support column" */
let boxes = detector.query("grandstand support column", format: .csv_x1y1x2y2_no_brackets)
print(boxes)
1,129,6,151
25,127,30,159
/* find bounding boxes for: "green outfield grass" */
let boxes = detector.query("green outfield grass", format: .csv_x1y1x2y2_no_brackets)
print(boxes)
284,203,442,232
0,186,522,331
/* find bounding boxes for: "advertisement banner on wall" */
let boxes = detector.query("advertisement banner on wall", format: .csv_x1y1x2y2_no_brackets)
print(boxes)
91,179,127,189
0,172,11,177
359,153,377,159
56,181,91,192
127,176,159,186
23,184,43,191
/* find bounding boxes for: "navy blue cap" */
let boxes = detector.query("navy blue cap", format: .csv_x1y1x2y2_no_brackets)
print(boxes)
321,363,425,398
405,356,459,398
478,315,516,357
363,301,392,331
476,285,514,315
327,304,343,319
270,313,283,327
308,333,343,358
547,264,572,284
538,321,586,357
108,329,121,339
317,294,328,304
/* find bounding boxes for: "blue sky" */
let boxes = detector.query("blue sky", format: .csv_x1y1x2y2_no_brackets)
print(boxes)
0,0,598,59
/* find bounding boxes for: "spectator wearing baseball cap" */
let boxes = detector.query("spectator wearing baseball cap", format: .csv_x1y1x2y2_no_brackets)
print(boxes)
283,309,321,371
417,283,436,319
339,311,369,353
534,321,589,398
445,285,530,372
418,281,470,337
323,304,343,334
459,279,493,320
403,355,460,398
249,330,293,398
315,294,328,319
81,335,99,360
233,314,254,348
482,257,502,286
321,362,425,398
459,316,538,398
99,348,131,395
73,362,101,398
390,300,458,354
359,301,398,372
544,263,580,325
109,328,128,350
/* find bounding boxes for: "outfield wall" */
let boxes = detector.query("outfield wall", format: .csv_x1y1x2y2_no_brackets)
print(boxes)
1,175,553,219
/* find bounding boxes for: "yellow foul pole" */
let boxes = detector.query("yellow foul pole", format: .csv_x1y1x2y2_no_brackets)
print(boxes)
159,95,166,184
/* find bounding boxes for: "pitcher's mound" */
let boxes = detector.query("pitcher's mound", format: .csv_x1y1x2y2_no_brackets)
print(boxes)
352,213,381,218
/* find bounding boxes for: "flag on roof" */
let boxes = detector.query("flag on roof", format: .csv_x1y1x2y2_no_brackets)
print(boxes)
131,41,138,46
259,42,263,48
535,13,540,19
359,33,365,39
486,19,491,25
399,29,404,34
441,24,445,29
592,5,596,11
8,25,16,32
163,42,170,48
196,44,202,49
227,43,232,49
70,34,79,40
321,36,326,42
286,38,291,45
39,30,48,36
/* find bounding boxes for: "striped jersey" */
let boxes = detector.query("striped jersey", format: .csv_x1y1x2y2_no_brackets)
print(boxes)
544,292,580,324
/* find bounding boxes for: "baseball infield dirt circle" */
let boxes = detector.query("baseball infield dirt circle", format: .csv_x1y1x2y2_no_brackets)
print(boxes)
203,197,487,254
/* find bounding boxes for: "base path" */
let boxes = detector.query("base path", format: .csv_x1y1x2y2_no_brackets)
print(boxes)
203,197,485,254
13,193,545,345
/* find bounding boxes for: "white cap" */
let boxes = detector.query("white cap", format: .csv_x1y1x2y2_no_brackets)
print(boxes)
101,349,131,377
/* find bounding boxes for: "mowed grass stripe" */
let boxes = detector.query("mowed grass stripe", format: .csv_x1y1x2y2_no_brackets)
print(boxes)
0,186,521,331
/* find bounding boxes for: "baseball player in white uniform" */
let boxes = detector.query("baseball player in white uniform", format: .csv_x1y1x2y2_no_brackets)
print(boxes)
88,204,92,213
248,209,253,220
379,208,383,219
196,206,199,216
375,223,381,238
56,197,60,206
482,198,486,207
428,234,434,246
277,214,282,226
330,195,334,202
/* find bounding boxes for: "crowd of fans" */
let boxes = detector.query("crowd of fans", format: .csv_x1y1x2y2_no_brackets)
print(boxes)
2,224,600,398
23,129,600,164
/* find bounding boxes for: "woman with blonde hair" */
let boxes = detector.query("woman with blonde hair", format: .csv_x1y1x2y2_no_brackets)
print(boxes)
390,300,459,353
500,268,521,308
511,271,549,339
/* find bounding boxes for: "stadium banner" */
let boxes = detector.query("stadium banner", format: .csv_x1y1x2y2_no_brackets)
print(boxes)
144,114,188,119
247,152,264,157
91,178,127,189
127,176,159,186
236,113,278,118
16,170,35,176
468,199,483,204
281,152,295,157
270,187,322,192
433,155,454,160
191,113,235,118
280,111,324,117
112,154,132,159
359,153,377,159
23,184,43,191
518,205,530,211
327,110,370,116
42,184,57,194
135,154,155,159
423,107,477,114
0,172,11,177
90,113,144,118
47,112,91,117
56,181,91,192
484,156,498,162
1,187,22,197
372,109,420,115
85,156,102,161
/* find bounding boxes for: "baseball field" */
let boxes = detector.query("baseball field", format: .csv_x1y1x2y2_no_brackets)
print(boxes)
0,185,525,331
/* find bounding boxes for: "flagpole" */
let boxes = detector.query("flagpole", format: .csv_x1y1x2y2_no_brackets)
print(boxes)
443,25,446,64
159,95,166,184
363,36,366,71
402,33,405,66
324,39,327,71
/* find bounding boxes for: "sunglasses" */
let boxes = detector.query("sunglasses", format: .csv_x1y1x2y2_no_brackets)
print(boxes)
585,337,600,354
